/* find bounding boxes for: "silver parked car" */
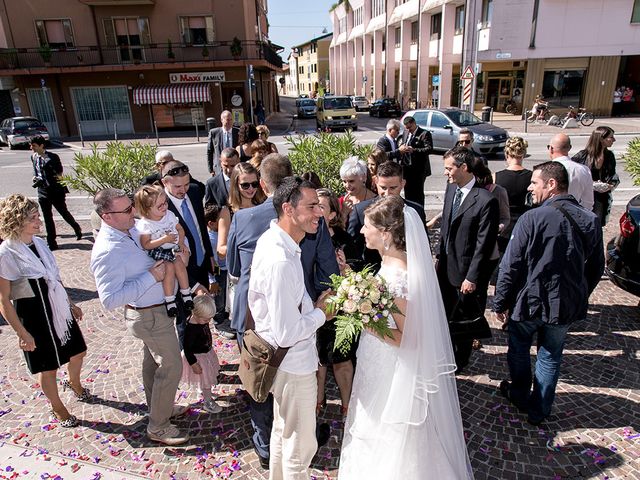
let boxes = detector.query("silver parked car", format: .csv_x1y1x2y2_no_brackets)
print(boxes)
297,98,317,118
401,108,509,155
351,96,370,111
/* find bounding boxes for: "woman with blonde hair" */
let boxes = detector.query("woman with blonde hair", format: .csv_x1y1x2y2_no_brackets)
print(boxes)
0,194,88,428
216,162,266,260
256,124,278,153
494,137,532,249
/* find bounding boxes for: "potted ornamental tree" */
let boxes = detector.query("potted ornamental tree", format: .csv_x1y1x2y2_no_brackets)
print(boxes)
230,36,243,60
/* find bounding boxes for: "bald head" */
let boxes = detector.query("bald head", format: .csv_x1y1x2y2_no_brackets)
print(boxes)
548,134,571,159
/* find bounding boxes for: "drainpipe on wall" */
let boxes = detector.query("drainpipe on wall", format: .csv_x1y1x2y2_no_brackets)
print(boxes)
416,0,422,106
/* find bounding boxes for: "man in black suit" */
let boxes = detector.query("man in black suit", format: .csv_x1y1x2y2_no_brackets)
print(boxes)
204,148,239,207
376,119,412,164
30,136,82,250
436,146,499,372
401,116,433,207
161,160,214,290
347,161,426,271
207,110,239,176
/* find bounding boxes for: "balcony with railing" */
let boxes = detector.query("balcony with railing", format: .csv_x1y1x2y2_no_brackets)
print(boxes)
0,40,283,71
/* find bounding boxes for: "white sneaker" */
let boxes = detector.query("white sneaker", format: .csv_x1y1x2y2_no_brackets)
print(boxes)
202,399,223,414
147,425,189,445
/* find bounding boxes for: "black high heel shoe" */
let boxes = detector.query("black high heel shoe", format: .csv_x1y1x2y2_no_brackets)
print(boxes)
62,379,91,402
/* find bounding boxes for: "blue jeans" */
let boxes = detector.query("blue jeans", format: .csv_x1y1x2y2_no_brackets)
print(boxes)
237,330,273,459
507,318,569,422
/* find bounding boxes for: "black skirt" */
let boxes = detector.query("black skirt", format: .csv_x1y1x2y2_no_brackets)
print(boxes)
15,275,87,375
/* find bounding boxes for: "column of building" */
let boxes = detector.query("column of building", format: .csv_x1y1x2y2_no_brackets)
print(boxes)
438,2,457,108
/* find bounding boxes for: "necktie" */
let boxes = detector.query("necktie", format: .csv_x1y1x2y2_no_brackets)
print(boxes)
225,130,231,148
451,188,463,220
181,200,204,265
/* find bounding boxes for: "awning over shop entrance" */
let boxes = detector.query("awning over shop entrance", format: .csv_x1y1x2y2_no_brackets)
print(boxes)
133,83,211,105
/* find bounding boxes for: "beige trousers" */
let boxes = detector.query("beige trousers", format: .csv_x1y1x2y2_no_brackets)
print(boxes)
269,370,318,480
124,306,182,432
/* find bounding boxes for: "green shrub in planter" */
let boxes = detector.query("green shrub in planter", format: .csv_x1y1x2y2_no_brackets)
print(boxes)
623,136,640,186
61,141,157,196
285,130,373,195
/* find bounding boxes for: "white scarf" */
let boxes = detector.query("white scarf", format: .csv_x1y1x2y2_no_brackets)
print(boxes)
1,237,73,345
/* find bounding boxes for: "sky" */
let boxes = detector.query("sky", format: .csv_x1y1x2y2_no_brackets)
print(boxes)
267,0,335,61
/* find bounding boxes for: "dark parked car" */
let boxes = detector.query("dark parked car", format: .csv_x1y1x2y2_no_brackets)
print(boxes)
0,116,50,149
369,98,401,117
606,193,640,297
401,108,509,155
296,98,317,118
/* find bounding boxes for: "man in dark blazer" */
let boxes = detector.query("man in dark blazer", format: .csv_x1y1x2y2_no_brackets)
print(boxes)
141,150,205,196
226,153,336,469
161,160,214,290
30,136,82,250
347,161,426,271
401,116,433,207
376,119,412,164
204,148,239,206
436,146,499,373
207,110,239,176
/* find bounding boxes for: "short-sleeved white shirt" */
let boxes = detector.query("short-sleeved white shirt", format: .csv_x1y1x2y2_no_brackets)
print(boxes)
136,211,179,249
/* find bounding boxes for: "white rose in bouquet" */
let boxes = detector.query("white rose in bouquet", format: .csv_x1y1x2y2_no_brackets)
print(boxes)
343,299,358,313
358,299,373,314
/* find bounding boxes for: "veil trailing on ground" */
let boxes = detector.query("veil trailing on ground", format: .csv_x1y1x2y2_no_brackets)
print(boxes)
380,206,474,478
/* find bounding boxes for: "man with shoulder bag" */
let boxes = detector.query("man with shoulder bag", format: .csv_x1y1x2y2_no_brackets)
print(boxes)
246,176,335,479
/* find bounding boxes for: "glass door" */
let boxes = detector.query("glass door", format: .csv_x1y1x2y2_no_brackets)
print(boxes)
27,88,60,137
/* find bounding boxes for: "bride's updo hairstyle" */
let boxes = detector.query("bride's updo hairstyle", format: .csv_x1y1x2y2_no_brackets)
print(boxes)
364,195,406,251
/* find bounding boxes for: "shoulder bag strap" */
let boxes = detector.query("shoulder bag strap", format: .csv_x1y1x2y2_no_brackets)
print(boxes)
246,301,303,367
550,202,588,259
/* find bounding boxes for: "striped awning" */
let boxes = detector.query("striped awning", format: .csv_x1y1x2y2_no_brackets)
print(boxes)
133,83,211,105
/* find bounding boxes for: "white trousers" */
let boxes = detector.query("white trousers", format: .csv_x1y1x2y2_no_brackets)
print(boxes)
269,370,318,480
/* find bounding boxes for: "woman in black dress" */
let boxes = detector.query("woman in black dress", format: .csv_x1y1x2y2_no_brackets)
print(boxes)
315,188,358,417
572,126,619,226
235,123,259,162
0,194,88,427
494,137,532,252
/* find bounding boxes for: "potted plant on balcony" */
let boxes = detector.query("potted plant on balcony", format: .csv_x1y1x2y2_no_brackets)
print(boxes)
38,44,52,66
167,39,175,62
230,36,243,60
201,44,210,60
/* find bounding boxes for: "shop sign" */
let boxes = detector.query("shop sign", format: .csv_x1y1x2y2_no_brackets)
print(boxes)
170,72,226,84
496,52,512,60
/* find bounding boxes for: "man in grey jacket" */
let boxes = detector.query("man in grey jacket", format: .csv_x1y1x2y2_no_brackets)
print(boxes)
494,161,604,426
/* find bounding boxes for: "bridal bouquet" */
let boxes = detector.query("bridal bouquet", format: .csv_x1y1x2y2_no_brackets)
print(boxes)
326,266,399,355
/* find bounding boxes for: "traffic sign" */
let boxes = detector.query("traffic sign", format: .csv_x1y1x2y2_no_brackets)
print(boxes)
461,65,475,80
462,79,472,106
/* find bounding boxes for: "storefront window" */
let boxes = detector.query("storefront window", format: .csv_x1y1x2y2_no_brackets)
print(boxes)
542,70,585,108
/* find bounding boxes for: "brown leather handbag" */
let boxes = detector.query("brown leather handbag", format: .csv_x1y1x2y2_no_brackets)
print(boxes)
238,307,289,403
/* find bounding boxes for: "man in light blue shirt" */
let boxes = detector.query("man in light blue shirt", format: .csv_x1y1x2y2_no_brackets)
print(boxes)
90,188,188,446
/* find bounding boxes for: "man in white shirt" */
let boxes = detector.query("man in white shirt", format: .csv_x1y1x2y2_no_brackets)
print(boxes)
248,176,334,479
548,133,594,211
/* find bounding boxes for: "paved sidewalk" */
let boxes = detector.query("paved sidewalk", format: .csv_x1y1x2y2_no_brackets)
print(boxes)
0,208,639,479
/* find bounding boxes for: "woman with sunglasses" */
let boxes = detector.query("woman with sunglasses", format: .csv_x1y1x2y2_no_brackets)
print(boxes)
236,123,260,163
0,194,88,428
572,126,619,226
256,125,278,153
216,163,266,260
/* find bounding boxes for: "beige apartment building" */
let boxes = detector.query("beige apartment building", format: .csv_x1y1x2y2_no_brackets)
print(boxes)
288,32,332,97
330,0,640,115
0,0,283,137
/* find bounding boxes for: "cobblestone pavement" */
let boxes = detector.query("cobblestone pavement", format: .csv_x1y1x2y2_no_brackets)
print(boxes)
0,207,639,479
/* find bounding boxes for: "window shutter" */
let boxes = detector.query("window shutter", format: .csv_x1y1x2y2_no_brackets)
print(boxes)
205,16,215,43
138,17,151,45
179,17,191,44
62,19,75,47
35,20,48,46
103,18,116,46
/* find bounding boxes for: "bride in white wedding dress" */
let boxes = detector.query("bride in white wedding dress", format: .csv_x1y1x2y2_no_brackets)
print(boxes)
338,195,474,480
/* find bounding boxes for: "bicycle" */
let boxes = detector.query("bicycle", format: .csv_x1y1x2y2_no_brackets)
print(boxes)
574,107,595,126
526,107,550,123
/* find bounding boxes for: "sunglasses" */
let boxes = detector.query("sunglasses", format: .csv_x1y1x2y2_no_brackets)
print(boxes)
104,204,134,215
239,181,260,190
458,140,472,145
162,165,189,178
